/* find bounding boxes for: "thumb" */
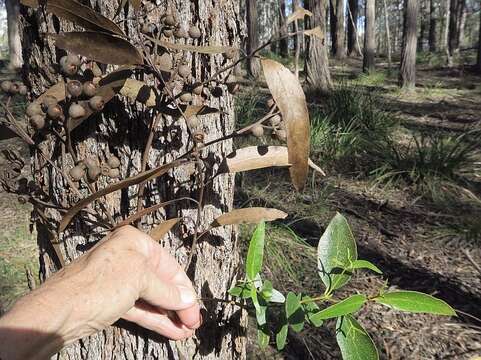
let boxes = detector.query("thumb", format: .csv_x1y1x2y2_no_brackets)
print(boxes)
140,271,197,311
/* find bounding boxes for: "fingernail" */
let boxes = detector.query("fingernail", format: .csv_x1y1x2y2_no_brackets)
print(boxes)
179,286,196,305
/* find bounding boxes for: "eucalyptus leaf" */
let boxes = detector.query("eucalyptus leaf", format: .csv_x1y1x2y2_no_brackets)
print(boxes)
257,326,270,349
246,222,266,281
336,315,379,360
310,295,366,323
270,289,286,304
286,292,304,333
374,291,456,316
350,260,383,274
318,213,357,292
276,323,288,351
228,284,252,299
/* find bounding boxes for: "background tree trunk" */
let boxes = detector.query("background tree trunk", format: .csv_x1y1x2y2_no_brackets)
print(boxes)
247,0,261,77
19,1,246,359
418,0,426,51
305,0,332,91
399,0,419,89
279,0,289,57
444,0,453,65
363,0,376,73
330,0,337,55
428,0,437,51
334,0,346,59
383,0,393,71
477,6,481,73
292,0,301,78
347,0,361,56
5,0,22,70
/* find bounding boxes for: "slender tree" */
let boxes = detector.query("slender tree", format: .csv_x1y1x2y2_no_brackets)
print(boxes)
247,0,261,77
18,1,246,359
335,0,347,58
5,0,22,70
305,0,332,91
428,0,437,51
330,0,338,54
279,0,289,57
399,0,419,89
383,0,393,70
477,5,481,73
363,0,376,72
347,0,361,56
418,0,426,51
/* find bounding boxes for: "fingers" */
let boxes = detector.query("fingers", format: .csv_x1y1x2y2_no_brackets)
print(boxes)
123,302,194,341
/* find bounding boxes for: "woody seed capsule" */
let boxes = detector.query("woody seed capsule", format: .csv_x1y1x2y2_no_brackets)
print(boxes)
89,96,105,111
163,15,177,26
251,124,264,138
178,64,191,79
67,80,83,98
83,82,97,97
47,104,63,119
69,165,85,181
30,115,46,130
188,25,201,39
26,103,44,117
106,155,120,169
68,104,86,118
0,81,12,93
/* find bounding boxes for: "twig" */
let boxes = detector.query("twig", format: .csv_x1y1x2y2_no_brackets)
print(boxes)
462,249,481,275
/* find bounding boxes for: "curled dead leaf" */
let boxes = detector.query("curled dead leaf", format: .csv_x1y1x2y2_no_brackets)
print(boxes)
261,59,310,191
211,207,288,228
304,26,324,40
149,218,180,241
287,6,313,24
34,81,66,105
120,79,156,107
146,36,237,55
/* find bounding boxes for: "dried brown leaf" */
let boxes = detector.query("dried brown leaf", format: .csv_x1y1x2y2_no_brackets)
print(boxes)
59,159,188,233
304,26,324,40
261,59,310,191
211,207,288,228
149,218,180,241
46,0,124,36
20,0,38,7
113,201,170,229
34,81,66,105
146,36,237,55
287,6,313,24
120,79,156,107
159,104,219,119
50,32,142,65
218,146,290,174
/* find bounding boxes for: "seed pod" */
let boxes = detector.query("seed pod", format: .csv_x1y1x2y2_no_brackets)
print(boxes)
193,130,205,143
179,92,192,102
67,80,83,98
82,81,97,97
66,54,81,66
47,104,63,119
87,165,101,182
100,165,110,176
68,103,86,118
106,155,120,169
174,26,189,39
163,14,177,26
188,25,201,39
275,129,287,141
26,103,43,117
186,115,199,129
83,157,98,169
18,85,28,96
227,82,239,94
192,83,203,95
163,28,174,37
269,114,282,126
156,53,173,71
17,195,29,204
266,98,275,108
89,96,105,111
30,115,46,130
69,165,85,181
224,48,237,60
141,23,154,34
9,83,20,94
0,81,12,93
42,95,58,108
251,124,264,138
108,168,120,179
211,86,223,98
177,64,190,79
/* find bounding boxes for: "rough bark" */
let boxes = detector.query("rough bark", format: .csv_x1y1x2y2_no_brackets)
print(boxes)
399,0,419,89
383,0,393,71
448,0,465,55
258,0,279,50
19,1,247,359
444,0,453,65
428,0,437,51
247,0,261,77
418,0,426,51
292,0,301,78
278,0,289,57
347,0,361,56
5,0,22,70
330,0,337,54
305,0,332,92
363,0,376,73
334,0,346,59
477,6,481,73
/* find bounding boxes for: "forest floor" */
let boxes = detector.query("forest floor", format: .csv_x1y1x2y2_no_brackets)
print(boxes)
1,56,481,359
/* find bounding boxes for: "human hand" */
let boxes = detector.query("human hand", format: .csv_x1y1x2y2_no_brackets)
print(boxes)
0,225,201,359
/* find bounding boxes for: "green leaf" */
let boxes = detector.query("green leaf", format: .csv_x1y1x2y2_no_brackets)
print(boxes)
251,287,268,326
310,295,366,323
270,289,286,303
318,213,357,292
336,315,379,360
276,323,288,351
246,222,266,281
260,280,273,299
228,283,252,299
374,291,456,316
257,326,270,349
302,296,323,327
350,260,383,274
286,292,305,333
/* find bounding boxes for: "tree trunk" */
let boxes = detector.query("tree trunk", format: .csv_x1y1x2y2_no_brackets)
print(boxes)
293,0,301,78
347,0,361,56
428,0,437,51
247,0,261,77
399,0,419,89
383,0,393,71
457,0,466,50
418,0,426,51
279,0,289,57
305,0,332,92
477,5,481,73
19,1,246,359
5,0,22,70
330,0,337,54
334,0,346,59
363,0,376,73
444,0,453,65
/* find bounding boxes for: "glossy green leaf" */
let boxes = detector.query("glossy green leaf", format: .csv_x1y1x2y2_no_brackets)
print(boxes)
350,260,383,274
276,323,288,350
374,291,456,316
258,326,270,349
302,296,323,327
286,292,304,333
318,213,357,292
228,284,252,299
246,222,266,281
336,315,379,360
260,280,273,299
270,289,286,303
251,287,268,326
310,295,366,323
